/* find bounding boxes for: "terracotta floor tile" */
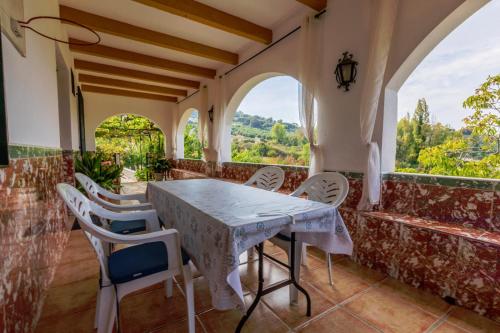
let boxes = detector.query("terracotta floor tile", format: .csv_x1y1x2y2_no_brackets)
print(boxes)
302,264,372,304
344,287,439,333
150,316,205,333
177,276,215,315
264,241,287,256
261,280,335,328
335,259,386,285
377,278,450,317
432,322,468,333
199,294,289,333
119,283,189,333
297,308,380,332
51,258,99,287
446,307,500,333
271,250,327,272
39,277,98,320
239,258,289,292
35,308,95,333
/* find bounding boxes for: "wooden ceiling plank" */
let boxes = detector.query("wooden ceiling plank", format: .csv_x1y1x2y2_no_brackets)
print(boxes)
60,5,238,64
69,39,216,78
296,0,327,11
133,0,272,44
74,59,200,89
78,74,187,96
81,84,178,102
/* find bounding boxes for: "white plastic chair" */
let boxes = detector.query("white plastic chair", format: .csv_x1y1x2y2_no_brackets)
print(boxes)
244,166,285,192
57,183,195,333
272,172,349,301
76,172,153,212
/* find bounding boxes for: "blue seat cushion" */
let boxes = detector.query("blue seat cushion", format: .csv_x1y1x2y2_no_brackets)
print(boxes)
108,242,191,284
274,232,291,242
110,219,146,234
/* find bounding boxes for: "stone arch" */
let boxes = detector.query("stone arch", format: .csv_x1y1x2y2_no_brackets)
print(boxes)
93,113,168,155
220,72,302,162
176,107,200,159
381,0,489,172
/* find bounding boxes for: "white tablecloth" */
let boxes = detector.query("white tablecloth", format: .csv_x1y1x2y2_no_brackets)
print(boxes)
147,179,352,310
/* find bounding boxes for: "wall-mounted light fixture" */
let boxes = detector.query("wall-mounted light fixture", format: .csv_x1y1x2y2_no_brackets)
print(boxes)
335,52,358,91
208,106,214,122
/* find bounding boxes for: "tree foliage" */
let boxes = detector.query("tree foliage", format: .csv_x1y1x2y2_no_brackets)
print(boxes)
227,111,309,166
183,113,203,159
95,114,165,171
396,75,499,179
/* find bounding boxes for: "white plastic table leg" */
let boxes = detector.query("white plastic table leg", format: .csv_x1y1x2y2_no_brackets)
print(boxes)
182,264,196,333
165,278,173,298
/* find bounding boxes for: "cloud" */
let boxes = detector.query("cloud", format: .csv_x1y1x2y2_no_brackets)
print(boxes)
398,1,500,129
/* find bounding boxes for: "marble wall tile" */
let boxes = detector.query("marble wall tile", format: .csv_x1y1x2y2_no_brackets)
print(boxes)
413,184,495,232
397,225,430,288
422,233,459,299
1,147,72,333
381,180,414,214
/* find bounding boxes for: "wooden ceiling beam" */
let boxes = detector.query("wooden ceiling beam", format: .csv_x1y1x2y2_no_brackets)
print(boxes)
69,39,216,78
78,74,187,96
296,0,327,11
60,5,238,64
74,59,200,89
133,0,272,44
81,84,178,102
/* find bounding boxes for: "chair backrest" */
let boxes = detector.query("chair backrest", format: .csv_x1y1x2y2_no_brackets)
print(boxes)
57,183,113,284
75,172,120,209
244,166,285,192
75,172,102,198
290,172,349,207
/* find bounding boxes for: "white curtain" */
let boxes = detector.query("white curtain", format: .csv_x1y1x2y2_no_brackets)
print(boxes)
199,85,210,159
357,0,399,210
212,76,227,163
298,15,324,176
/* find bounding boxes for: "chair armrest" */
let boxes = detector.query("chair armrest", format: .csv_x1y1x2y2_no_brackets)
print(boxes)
115,193,148,203
90,202,161,232
111,202,153,211
99,185,148,203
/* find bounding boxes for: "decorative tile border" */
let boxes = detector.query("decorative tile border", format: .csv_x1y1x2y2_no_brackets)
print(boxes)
222,161,309,173
8,144,62,159
383,172,498,191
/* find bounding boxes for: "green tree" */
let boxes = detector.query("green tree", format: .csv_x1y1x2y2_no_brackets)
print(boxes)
184,123,202,159
462,74,500,152
271,122,287,144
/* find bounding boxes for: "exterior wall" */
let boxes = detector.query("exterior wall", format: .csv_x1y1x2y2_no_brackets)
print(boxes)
83,92,175,155
0,146,72,332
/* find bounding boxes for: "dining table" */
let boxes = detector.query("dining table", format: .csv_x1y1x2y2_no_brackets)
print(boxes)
147,178,353,332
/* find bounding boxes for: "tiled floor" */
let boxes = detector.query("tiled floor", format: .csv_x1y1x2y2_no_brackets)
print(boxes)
34,230,500,333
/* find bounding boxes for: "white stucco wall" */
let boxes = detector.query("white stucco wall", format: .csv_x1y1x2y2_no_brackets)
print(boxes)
83,92,175,156
2,0,77,149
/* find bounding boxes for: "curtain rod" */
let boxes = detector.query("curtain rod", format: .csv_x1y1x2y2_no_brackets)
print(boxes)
177,9,326,105
222,9,326,78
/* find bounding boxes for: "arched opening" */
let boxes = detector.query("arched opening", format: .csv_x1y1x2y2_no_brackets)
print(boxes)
224,74,309,166
95,114,166,182
385,0,498,179
177,108,203,160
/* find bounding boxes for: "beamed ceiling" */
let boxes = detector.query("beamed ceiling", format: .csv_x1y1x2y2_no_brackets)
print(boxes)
60,0,327,103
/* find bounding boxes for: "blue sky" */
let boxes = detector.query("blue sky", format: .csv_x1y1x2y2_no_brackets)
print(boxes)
237,1,499,129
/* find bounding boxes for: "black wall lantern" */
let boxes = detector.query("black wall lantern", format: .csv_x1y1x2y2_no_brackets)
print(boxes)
335,52,358,91
208,106,214,122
